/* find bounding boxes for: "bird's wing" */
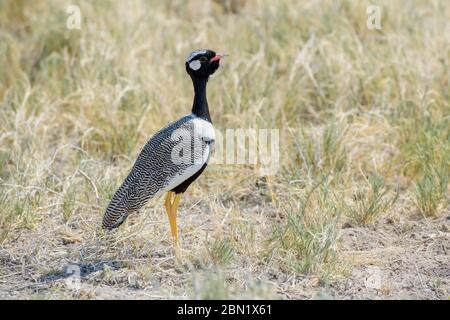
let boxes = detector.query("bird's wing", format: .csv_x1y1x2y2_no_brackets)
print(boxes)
102,114,214,229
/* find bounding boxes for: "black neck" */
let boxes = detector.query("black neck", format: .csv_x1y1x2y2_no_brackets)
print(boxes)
191,76,211,122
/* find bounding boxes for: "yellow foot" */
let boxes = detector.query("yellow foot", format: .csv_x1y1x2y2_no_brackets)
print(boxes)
164,191,183,249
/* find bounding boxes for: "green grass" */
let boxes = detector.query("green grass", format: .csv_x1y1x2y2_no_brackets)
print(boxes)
62,185,76,222
269,176,341,274
207,237,236,266
415,167,448,217
344,174,399,225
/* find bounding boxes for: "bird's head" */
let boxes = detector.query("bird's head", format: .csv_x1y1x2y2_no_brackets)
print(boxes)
185,49,223,79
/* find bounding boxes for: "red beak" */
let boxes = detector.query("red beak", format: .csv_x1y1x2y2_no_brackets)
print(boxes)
210,54,223,62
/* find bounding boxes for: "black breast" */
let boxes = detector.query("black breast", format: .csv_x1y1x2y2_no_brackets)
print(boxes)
171,163,208,194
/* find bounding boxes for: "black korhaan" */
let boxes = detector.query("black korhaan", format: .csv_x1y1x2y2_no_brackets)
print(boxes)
102,49,223,246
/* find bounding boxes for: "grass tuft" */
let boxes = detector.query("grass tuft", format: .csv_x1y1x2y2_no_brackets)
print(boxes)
344,174,399,225
269,176,341,274
207,237,236,266
415,167,448,217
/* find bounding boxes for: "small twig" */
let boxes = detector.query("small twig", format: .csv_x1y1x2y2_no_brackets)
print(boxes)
78,169,99,201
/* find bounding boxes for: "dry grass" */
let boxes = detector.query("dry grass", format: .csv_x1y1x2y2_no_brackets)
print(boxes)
0,0,449,299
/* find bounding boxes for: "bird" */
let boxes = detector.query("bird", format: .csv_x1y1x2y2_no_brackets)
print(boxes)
102,49,223,248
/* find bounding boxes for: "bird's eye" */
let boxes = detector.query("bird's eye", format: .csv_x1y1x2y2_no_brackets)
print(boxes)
199,56,208,62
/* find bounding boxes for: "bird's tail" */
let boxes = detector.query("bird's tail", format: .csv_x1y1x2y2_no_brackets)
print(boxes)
102,174,145,230
102,205,128,230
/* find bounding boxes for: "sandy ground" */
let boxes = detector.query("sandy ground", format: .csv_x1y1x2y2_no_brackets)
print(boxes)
1,206,448,300
328,213,449,299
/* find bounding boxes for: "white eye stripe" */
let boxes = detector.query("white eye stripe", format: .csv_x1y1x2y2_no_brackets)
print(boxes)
189,60,201,70
186,49,207,62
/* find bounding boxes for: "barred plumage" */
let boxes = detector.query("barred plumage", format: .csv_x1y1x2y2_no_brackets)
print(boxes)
102,114,214,229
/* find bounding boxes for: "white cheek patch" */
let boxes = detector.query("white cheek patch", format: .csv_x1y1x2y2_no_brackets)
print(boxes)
189,60,201,71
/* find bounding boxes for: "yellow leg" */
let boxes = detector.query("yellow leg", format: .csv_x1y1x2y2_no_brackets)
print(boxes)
164,191,183,246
